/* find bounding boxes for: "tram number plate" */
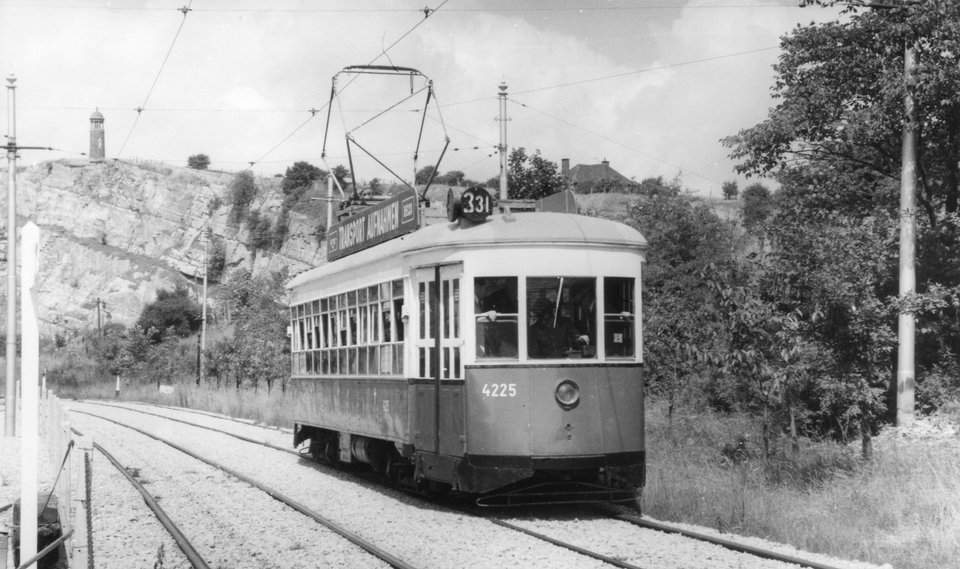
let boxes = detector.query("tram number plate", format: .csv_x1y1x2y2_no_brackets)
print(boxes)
481,383,517,397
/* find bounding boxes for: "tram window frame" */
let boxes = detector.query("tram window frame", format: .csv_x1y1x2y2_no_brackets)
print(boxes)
474,276,519,359
290,278,406,377
603,277,636,358
526,276,597,360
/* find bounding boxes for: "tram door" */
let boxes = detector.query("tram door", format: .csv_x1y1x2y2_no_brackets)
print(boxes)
413,264,464,455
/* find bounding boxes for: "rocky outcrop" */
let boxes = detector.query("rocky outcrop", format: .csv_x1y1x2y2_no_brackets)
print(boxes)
0,159,325,336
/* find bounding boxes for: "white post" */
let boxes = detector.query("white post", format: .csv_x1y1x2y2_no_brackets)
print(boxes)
71,436,92,569
0,529,8,569
115,375,120,400
19,221,40,564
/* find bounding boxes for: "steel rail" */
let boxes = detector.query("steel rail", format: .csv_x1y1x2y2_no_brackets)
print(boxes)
610,509,850,569
80,401,297,455
71,409,418,569
120,400,292,432
75,403,810,569
71,427,211,569
487,518,647,569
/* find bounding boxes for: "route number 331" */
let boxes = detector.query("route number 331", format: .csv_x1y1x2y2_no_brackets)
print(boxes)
460,186,493,222
481,383,517,397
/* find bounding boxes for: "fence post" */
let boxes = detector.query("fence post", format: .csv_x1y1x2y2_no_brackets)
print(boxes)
56,397,73,569
72,436,93,569
0,528,8,569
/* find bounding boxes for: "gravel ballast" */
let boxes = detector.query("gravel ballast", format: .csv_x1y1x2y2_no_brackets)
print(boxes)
4,401,894,569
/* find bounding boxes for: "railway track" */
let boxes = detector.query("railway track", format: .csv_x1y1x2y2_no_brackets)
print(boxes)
71,401,862,569
73,409,414,569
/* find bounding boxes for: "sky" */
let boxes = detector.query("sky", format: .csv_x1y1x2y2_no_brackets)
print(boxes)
1,0,845,198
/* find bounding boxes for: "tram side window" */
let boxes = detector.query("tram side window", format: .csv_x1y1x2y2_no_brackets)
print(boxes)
527,277,596,359
474,277,518,358
604,277,635,358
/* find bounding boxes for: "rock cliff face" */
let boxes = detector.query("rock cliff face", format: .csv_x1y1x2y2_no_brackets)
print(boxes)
0,159,325,337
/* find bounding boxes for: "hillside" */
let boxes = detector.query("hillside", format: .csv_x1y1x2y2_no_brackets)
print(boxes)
0,159,325,337
0,160,745,338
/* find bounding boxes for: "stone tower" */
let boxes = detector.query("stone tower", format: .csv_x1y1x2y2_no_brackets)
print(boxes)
89,109,105,162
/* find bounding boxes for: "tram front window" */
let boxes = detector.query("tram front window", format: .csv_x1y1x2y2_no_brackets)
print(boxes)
527,277,596,359
474,277,518,358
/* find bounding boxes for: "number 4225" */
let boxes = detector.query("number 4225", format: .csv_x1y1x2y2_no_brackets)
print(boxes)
481,383,517,397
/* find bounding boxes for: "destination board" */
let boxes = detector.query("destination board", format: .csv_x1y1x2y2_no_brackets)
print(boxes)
326,188,419,261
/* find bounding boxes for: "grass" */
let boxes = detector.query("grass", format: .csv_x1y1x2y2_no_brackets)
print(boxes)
58,380,960,569
642,401,960,569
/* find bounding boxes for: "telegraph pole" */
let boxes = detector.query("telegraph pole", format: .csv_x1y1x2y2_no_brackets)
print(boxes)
5,73,18,436
4,74,57,436
867,0,918,425
896,39,917,426
199,227,208,385
497,81,509,201
96,298,103,337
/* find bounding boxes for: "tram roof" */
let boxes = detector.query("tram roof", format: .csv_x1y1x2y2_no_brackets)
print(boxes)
287,212,647,290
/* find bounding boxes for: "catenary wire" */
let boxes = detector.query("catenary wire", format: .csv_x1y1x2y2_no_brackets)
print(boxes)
116,2,194,158
509,97,720,185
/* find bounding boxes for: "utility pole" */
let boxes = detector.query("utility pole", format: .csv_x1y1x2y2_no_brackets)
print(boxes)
896,38,917,426
865,0,918,426
96,298,103,337
198,227,208,385
5,73,18,437
4,74,53,436
497,81,509,201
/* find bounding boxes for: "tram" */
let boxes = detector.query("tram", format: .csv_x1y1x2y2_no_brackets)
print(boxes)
287,187,647,505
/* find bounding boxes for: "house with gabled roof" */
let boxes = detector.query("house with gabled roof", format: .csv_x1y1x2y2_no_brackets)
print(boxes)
561,158,636,193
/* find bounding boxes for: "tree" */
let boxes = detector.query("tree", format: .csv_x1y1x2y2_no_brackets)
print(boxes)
441,170,465,186
208,236,227,282
212,269,289,391
135,285,201,343
724,0,960,423
187,154,210,170
741,182,774,235
246,210,273,252
281,161,324,202
415,165,437,186
507,147,569,200
368,177,382,194
332,164,350,191
228,170,258,225
726,1,960,218
624,177,740,424
722,180,739,200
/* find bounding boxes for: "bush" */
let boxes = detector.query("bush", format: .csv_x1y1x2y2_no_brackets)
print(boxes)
228,171,258,224
136,285,201,343
188,154,211,170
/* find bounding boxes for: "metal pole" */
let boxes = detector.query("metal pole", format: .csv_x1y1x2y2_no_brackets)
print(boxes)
5,73,18,437
896,40,917,426
498,82,508,201
199,228,208,385
19,221,40,565
327,175,334,231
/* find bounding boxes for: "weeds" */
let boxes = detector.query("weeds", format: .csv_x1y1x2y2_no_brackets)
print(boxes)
643,400,960,569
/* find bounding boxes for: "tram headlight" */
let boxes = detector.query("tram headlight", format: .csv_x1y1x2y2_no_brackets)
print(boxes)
555,379,580,410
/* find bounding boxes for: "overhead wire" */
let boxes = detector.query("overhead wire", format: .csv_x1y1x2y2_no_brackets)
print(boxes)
513,46,780,96
508,97,720,185
249,0,451,168
116,2,194,158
